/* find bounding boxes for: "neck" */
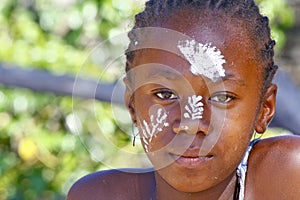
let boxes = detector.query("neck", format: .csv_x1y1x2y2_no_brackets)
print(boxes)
154,171,237,200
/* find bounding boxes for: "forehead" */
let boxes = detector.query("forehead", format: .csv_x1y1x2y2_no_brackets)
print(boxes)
158,7,259,64
129,48,257,92
129,9,263,87
131,9,260,67
131,35,259,79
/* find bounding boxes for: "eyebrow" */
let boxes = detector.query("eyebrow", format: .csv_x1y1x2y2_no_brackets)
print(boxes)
143,68,246,86
146,68,182,80
220,73,246,86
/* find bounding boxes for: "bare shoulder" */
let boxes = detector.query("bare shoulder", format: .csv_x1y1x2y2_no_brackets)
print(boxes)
247,135,300,199
251,135,300,164
67,168,155,200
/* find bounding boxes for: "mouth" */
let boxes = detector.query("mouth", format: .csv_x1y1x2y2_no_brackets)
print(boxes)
170,153,214,169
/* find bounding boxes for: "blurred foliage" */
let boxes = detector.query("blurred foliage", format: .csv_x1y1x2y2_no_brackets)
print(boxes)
0,0,295,199
257,0,295,50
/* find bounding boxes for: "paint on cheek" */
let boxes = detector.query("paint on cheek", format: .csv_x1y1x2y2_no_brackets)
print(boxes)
138,108,169,151
141,137,150,153
177,40,226,82
184,95,204,120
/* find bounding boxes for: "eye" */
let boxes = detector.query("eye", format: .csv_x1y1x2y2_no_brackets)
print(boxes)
209,93,235,104
155,90,178,100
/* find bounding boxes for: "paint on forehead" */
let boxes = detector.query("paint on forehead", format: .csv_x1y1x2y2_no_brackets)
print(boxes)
184,95,204,120
177,40,226,82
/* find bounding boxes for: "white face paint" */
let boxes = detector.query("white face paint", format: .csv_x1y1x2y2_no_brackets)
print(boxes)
138,108,169,152
180,125,189,130
184,95,204,120
177,40,226,82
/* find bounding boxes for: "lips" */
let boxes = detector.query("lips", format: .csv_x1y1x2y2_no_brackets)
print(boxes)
169,151,214,168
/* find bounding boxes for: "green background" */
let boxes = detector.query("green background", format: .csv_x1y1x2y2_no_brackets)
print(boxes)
0,0,295,199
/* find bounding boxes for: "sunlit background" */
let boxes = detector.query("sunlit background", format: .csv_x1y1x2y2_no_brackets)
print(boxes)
0,0,298,199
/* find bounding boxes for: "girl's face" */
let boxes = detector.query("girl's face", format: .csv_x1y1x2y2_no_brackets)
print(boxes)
125,12,276,193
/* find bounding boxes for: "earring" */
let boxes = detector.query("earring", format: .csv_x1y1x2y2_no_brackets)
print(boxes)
132,124,138,147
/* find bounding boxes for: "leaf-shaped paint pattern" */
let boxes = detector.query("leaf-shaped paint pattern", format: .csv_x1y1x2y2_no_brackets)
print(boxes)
177,40,226,82
184,95,204,120
139,108,169,142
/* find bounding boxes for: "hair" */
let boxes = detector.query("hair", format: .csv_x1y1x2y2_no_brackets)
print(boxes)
125,0,278,93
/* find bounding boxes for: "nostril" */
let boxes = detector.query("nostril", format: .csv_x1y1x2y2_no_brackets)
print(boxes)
172,118,210,136
180,125,189,131
173,121,189,134
172,120,202,135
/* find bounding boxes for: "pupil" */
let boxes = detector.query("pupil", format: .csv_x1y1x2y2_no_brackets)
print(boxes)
162,91,171,99
219,95,227,101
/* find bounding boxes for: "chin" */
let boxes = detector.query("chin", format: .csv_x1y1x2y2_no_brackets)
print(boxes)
158,166,217,193
171,180,215,194
177,186,207,193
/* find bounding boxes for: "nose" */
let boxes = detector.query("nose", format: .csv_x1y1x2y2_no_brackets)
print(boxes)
172,118,210,135
172,95,210,135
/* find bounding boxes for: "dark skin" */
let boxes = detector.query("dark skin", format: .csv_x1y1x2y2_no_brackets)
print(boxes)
67,10,300,200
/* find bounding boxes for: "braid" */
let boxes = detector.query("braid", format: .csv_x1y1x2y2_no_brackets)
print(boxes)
126,0,278,90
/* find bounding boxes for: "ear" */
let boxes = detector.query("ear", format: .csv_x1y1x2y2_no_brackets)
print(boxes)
123,77,137,126
255,84,277,133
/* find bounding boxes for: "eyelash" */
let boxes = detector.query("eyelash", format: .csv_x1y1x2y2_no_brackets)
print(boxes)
154,89,178,101
209,93,236,104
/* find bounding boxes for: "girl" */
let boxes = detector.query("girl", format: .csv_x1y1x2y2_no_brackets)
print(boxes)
68,0,300,199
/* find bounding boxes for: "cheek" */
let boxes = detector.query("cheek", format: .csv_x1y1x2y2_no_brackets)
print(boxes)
136,105,170,152
212,112,255,175
206,107,255,158
230,99,261,132
217,109,256,145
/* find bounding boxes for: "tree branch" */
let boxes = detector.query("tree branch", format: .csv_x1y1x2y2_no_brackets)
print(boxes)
0,63,125,104
0,63,299,135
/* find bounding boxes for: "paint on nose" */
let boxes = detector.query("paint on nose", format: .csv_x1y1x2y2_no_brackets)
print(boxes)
183,95,204,120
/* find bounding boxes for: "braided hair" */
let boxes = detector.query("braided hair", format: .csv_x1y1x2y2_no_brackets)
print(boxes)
126,0,278,93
